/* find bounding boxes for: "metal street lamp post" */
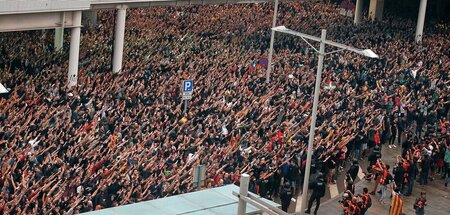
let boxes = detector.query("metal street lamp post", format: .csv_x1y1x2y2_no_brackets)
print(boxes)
269,26,378,215
266,0,279,83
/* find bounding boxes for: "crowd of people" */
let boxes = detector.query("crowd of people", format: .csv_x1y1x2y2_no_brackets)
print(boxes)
0,1,449,214
338,132,448,215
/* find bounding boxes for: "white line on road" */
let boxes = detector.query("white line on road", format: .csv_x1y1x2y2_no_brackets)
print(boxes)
295,192,303,212
329,183,339,198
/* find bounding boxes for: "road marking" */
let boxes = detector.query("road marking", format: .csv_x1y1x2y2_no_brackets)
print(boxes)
329,183,339,198
358,166,365,180
295,192,303,211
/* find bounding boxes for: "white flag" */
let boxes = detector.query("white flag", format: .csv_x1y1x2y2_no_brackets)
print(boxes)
0,83,8,94
411,69,418,79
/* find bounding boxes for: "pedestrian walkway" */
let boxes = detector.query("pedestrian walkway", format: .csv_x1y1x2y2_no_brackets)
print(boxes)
286,161,367,213
319,146,450,215
271,145,450,215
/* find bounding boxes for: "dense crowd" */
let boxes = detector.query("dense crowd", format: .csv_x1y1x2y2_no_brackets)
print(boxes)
0,1,449,214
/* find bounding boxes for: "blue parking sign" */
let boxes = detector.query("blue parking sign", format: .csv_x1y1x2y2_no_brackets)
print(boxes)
183,80,193,93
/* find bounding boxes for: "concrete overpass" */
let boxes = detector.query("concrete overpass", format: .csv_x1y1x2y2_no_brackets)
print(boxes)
0,0,270,32
0,0,430,88
0,0,270,88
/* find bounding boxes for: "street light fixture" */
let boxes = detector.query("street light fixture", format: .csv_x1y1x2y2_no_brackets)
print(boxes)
268,26,378,215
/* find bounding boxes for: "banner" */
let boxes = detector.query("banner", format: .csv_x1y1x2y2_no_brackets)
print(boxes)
258,57,269,68
390,192,403,215
411,69,418,79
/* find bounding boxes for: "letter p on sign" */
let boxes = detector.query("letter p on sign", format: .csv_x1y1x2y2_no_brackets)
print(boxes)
183,80,193,93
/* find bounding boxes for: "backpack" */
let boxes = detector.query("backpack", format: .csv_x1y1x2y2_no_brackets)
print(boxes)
316,182,326,197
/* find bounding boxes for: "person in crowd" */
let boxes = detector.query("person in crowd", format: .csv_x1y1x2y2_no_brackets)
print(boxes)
348,160,360,182
0,0,448,213
419,153,432,185
405,156,418,196
361,187,372,215
305,173,326,214
280,181,293,212
378,164,393,205
287,159,300,193
339,191,364,215
413,192,427,215
393,157,405,194
389,120,398,148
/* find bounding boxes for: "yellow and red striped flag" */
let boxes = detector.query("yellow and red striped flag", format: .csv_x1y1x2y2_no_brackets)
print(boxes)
390,192,403,215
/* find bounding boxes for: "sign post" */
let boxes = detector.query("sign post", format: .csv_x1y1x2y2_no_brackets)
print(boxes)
182,80,193,114
192,165,206,189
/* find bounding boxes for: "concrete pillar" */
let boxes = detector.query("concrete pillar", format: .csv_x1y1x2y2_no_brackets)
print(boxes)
237,174,250,215
354,0,363,25
112,5,127,73
54,28,64,51
415,0,428,43
68,11,82,88
369,0,384,21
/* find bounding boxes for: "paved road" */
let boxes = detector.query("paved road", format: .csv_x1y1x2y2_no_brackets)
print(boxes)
316,146,450,215
267,144,450,215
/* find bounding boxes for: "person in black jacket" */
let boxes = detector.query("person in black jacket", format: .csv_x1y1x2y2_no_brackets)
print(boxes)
348,160,359,182
280,181,293,212
368,146,381,167
287,160,300,193
269,168,282,198
393,161,405,193
406,158,419,196
420,154,432,185
414,192,427,215
305,173,326,214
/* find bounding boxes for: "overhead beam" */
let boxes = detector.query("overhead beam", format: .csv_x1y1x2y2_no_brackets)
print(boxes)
0,11,82,32
0,0,90,15
90,0,274,9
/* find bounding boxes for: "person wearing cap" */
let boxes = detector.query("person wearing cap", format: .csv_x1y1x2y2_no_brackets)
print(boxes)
305,173,326,214
413,192,427,215
280,181,293,212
